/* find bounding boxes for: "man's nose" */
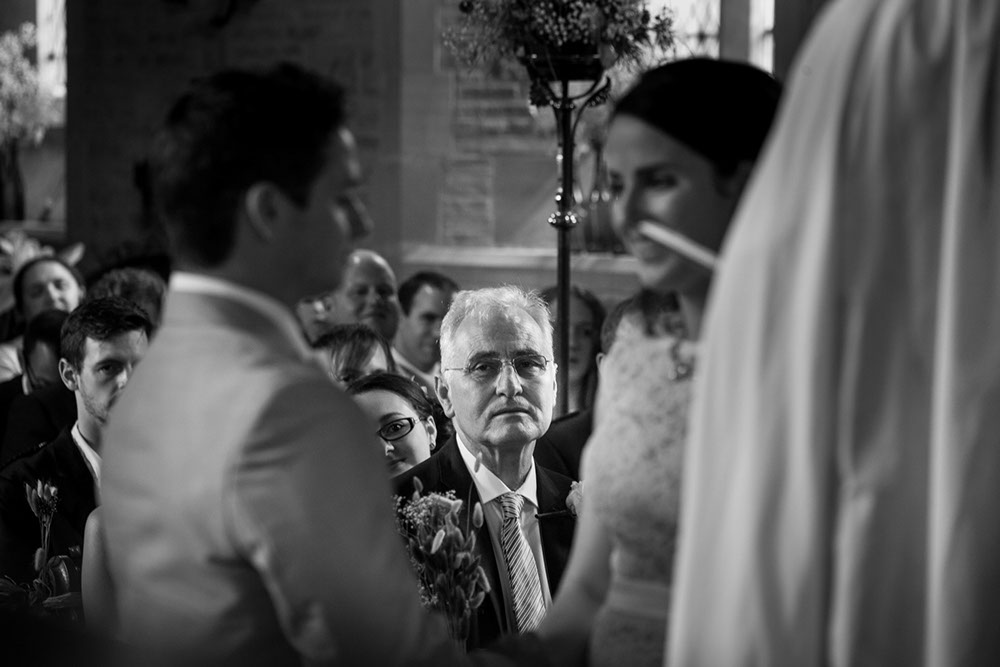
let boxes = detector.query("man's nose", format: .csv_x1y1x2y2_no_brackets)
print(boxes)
44,284,62,305
495,362,523,397
344,195,374,241
116,364,134,390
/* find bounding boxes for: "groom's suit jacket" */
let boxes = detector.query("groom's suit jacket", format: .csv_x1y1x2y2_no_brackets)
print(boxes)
99,286,462,667
0,426,95,582
393,436,577,651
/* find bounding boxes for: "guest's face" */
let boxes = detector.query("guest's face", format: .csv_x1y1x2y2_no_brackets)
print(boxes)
354,388,436,476
336,257,400,341
549,293,600,386
438,308,556,455
285,128,373,300
329,343,390,387
396,284,454,370
605,114,742,294
21,261,83,320
60,329,149,426
25,341,60,392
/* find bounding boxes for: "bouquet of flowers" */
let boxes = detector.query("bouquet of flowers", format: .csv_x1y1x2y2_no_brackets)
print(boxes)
0,480,82,618
395,478,491,646
444,0,674,73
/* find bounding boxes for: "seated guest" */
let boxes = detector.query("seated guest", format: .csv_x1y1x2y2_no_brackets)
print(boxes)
87,266,168,327
347,371,438,476
0,309,67,461
0,297,151,583
314,322,397,387
534,290,679,480
394,286,577,651
0,256,85,382
392,271,458,398
331,249,401,342
539,285,605,417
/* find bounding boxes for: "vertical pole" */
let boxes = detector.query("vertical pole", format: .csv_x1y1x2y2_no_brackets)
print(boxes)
553,79,575,417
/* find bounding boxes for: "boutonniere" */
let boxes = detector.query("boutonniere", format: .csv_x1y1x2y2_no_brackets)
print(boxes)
536,481,583,520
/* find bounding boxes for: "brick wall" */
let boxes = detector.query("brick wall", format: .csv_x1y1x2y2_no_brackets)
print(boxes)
66,0,401,272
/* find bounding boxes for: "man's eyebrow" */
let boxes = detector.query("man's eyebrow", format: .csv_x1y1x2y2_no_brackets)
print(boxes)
466,351,501,362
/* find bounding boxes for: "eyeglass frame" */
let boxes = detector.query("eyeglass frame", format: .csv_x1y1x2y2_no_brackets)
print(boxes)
442,353,553,382
376,416,418,442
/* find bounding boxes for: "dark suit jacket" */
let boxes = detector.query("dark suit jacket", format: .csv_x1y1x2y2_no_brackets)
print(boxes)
1,382,77,465
0,375,25,460
0,427,96,583
393,437,576,651
533,409,593,480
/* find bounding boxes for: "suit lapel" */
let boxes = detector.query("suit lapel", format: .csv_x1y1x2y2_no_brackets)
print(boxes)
535,466,575,594
434,440,507,636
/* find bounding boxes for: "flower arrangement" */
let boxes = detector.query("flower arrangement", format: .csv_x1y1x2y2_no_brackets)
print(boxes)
445,0,674,74
0,23,59,147
395,478,491,646
0,481,82,618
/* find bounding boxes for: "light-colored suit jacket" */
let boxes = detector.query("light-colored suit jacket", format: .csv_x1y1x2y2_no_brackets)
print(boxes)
100,286,459,666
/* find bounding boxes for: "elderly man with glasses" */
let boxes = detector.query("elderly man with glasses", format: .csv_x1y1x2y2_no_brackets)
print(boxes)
394,285,577,651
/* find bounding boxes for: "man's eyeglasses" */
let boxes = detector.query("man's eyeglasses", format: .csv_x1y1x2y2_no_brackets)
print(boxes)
377,417,417,442
443,354,551,383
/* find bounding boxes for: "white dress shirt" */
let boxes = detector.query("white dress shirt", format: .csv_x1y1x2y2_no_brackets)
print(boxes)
455,433,552,612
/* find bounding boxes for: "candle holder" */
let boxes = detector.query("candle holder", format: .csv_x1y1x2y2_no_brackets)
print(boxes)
520,54,610,415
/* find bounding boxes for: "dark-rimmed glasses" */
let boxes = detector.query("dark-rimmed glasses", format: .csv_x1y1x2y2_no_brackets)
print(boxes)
377,417,417,442
443,354,551,383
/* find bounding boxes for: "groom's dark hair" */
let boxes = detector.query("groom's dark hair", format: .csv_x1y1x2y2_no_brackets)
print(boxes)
151,62,346,268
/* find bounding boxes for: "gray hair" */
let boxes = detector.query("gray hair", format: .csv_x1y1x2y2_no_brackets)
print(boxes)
439,286,553,365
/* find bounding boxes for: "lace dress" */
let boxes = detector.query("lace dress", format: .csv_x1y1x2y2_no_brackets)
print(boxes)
582,332,694,667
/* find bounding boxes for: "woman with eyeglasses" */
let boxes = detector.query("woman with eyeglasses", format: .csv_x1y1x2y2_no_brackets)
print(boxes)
537,59,781,667
347,371,437,477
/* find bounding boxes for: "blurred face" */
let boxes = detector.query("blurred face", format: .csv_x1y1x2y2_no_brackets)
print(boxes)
549,294,600,385
336,256,400,341
396,285,454,372
21,261,83,320
24,342,60,392
354,388,436,476
438,308,556,457
287,128,373,299
329,343,390,388
605,114,742,294
60,330,149,426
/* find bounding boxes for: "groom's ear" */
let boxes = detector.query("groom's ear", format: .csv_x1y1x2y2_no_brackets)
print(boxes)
435,375,456,419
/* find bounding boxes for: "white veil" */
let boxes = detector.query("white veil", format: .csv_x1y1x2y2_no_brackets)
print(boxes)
669,0,1000,664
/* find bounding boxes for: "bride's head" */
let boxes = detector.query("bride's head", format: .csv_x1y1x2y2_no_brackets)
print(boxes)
605,58,781,296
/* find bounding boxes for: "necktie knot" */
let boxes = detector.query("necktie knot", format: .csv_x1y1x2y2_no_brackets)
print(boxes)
500,492,524,522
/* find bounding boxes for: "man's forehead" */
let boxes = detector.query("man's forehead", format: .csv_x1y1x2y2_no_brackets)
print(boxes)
346,259,395,286
449,308,547,354
82,330,148,358
414,285,453,310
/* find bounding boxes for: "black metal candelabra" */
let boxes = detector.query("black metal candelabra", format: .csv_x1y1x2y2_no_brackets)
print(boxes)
521,53,610,416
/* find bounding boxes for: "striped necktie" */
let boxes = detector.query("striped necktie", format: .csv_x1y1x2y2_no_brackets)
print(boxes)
498,492,546,633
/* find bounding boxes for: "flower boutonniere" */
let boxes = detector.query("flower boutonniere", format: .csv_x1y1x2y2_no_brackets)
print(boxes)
536,481,583,520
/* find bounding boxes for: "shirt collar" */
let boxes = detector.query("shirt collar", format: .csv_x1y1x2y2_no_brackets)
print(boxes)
71,421,102,487
169,272,312,360
455,433,538,508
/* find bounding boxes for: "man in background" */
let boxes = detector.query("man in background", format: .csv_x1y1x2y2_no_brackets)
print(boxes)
331,249,401,342
392,270,458,398
395,286,576,650
0,297,150,583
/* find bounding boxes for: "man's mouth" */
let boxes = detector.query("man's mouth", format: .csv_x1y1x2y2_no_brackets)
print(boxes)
493,406,530,417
